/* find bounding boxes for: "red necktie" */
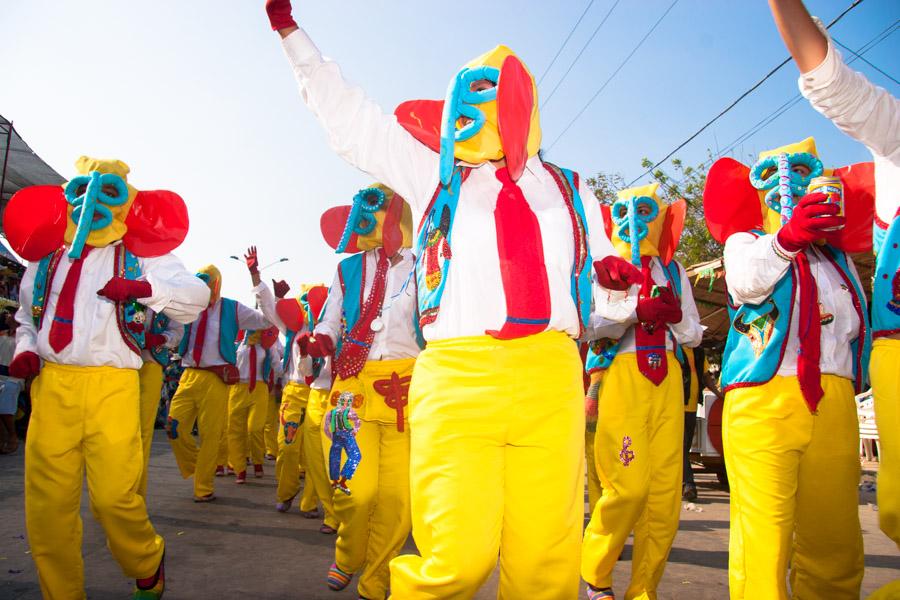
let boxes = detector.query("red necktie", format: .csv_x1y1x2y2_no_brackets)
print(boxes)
249,344,258,392
487,167,551,339
635,256,668,386
334,249,390,379
795,252,823,412
192,308,209,366
48,246,93,353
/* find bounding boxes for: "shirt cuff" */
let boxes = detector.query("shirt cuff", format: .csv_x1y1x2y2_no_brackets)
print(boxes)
281,27,322,74
771,234,800,262
798,17,842,93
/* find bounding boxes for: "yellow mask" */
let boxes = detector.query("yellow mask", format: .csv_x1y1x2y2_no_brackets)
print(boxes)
609,183,668,264
63,156,138,257
196,264,222,306
322,184,413,256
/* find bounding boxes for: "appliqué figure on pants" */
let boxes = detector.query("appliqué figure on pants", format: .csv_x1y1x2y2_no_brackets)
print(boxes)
324,391,362,495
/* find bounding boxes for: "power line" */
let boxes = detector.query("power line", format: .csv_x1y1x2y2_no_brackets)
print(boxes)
624,0,867,187
832,36,899,85
537,0,597,86
541,0,622,108
546,0,679,152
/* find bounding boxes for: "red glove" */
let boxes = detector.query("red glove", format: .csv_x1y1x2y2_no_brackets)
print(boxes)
9,351,40,379
144,333,168,349
304,333,334,358
272,279,290,299
245,246,259,274
776,192,845,253
265,0,297,31
97,278,152,302
594,256,642,291
636,285,682,326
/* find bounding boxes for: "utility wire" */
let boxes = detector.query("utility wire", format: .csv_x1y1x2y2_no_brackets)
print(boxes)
541,0,622,108
625,0,867,187
537,0,597,86
832,36,899,85
546,0,679,152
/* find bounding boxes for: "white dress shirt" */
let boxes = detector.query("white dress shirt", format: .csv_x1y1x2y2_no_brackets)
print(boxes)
724,232,862,379
310,356,333,391
15,243,209,370
140,308,186,364
254,281,313,385
235,338,282,384
281,29,622,341
180,298,271,368
315,248,420,361
585,259,703,352
800,19,899,224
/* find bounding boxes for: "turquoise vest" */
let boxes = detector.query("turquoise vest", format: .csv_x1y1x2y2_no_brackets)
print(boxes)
148,311,172,366
415,162,593,334
179,298,239,365
873,215,900,337
584,257,684,373
721,239,870,393
32,245,146,355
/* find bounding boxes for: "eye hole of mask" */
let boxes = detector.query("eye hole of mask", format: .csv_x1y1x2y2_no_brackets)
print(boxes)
101,184,120,198
75,184,88,196
196,273,211,283
469,79,496,93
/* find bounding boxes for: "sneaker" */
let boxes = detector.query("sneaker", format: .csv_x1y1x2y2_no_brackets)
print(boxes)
326,563,353,591
682,483,698,502
586,586,615,600
235,471,247,485
319,524,337,535
215,465,225,477
265,453,276,461
276,498,293,513
254,464,264,478
133,552,165,599
193,493,216,503
224,466,235,477
299,508,320,519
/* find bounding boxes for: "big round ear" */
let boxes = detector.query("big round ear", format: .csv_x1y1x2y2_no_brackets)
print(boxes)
306,286,328,321
123,190,189,257
599,204,613,240
320,206,359,253
659,199,687,266
394,99,444,153
497,54,533,182
2,186,68,260
703,158,763,243
276,298,305,332
826,162,875,253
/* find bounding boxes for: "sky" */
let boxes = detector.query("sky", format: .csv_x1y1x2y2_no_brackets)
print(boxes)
1,0,897,306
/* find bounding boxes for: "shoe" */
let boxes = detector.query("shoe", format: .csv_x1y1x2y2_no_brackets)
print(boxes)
193,493,216,503
254,464,264,478
224,466,235,476
682,483,698,501
586,586,615,600
326,563,353,591
235,471,247,485
265,453,276,461
299,508,320,519
299,470,306,479
215,465,225,477
276,497,293,513
133,552,165,599
319,524,337,535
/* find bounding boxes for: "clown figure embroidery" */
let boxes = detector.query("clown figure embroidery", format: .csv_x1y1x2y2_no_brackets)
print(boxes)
324,391,362,495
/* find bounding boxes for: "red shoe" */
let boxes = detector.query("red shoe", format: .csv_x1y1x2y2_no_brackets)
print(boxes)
133,551,165,599
254,464,264,478
235,471,247,484
215,465,225,477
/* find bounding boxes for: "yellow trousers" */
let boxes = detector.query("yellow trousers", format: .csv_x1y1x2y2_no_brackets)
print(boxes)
137,360,164,498
168,368,230,497
306,386,338,529
228,382,270,472
275,381,316,508
25,362,164,599
586,424,602,515
327,357,414,600
264,390,279,457
582,352,683,599
872,338,900,548
390,332,583,600
724,375,863,600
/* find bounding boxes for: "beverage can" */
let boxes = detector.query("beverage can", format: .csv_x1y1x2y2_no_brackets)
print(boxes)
807,175,843,230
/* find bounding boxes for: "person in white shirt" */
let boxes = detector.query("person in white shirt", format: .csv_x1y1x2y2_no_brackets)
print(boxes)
581,184,703,600
704,136,873,599
768,0,900,566
263,2,641,596
3,156,210,600
166,264,272,502
0,315,21,455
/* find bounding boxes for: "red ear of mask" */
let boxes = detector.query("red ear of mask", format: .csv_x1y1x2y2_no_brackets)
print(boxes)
658,199,686,266
599,204,613,240
381,194,405,257
704,158,764,243
824,162,875,253
497,55,533,182
306,286,328,321
320,206,360,253
394,99,443,153
2,186,68,261
261,326,279,349
236,329,246,342
276,298,305,332
123,190,189,257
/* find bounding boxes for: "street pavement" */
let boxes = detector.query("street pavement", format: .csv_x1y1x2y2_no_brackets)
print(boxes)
1,430,897,599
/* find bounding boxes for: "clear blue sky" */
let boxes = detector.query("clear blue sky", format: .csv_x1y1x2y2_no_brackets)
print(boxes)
2,0,897,305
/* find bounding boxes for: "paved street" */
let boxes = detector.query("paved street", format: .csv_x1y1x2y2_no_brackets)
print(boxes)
1,430,897,599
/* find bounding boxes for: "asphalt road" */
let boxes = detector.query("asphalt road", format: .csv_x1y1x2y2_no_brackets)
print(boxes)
0,430,897,599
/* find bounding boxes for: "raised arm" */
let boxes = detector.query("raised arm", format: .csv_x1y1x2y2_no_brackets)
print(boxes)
767,0,827,73
264,0,438,212
245,246,288,334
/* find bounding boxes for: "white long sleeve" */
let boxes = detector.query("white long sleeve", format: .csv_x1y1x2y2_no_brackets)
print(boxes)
724,232,794,306
252,281,312,384
180,299,271,368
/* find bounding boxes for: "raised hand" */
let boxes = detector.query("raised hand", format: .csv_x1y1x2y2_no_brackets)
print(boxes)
265,0,298,32
245,246,260,274
272,279,291,299
776,192,844,253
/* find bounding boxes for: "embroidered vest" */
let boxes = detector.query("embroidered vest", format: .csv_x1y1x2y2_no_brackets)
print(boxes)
32,245,146,355
148,311,172,366
873,214,900,338
721,236,870,393
414,162,593,334
178,298,239,365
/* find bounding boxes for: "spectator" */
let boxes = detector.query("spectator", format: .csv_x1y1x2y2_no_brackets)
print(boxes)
0,317,21,454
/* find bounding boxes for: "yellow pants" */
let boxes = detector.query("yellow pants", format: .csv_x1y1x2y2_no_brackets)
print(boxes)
390,332,583,600
228,382,270,472
582,352,683,599
137,360,164,498
872,338,900,548
724,375,863,600
306,386,339,529
275,381,316,507
264,390,279,457
25,362,164,599
586,423,602,515
168,368,230,497
327,357,414,600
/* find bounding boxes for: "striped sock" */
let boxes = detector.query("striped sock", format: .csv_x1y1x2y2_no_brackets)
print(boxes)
326,563,353,591
586,586,615,600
